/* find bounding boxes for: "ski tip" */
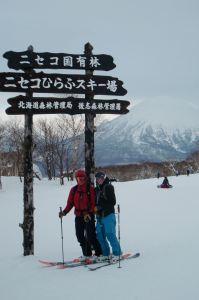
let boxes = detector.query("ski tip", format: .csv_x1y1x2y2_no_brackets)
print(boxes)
130,252,140,258
38,260,45,263
38,260,53,266
124,252,140,258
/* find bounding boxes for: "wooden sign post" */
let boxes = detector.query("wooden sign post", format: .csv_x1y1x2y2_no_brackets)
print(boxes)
0,43,131,256
84,43,95,185
20,45,34,255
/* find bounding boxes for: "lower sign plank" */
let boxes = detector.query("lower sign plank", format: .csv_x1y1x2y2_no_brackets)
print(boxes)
6,95,130,115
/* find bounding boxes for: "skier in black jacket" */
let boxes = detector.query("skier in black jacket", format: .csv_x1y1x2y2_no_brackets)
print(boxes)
95,172,122,261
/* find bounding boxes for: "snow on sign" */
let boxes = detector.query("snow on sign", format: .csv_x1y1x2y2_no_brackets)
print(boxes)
3,51,116,71
6,95,130,115
0,72,127,96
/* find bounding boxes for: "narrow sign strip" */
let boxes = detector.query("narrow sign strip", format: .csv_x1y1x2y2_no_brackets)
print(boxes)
3,51,116,71
6,95,130,115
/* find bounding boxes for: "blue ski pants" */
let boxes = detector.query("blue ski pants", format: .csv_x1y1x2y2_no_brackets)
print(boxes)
96,213,122,256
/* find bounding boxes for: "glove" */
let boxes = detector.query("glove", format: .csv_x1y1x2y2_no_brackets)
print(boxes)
84,213,91,223
94,206,102,215
59,211,66,218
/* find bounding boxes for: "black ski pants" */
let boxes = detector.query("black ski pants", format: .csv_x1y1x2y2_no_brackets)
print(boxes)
75,215,102,257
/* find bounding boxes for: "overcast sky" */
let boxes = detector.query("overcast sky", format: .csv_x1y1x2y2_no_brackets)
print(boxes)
0,0,199,120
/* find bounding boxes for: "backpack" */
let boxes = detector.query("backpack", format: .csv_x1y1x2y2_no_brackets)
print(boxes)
71,184,91,211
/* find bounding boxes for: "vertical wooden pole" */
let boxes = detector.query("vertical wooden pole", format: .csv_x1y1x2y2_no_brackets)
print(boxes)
20,45,34,255
84,42,95,185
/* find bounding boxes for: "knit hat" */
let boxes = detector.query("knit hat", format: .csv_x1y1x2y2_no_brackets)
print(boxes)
75,169,87,178
95,171,106,179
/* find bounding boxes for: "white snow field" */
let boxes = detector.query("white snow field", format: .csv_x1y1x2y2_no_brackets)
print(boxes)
0,174,198,300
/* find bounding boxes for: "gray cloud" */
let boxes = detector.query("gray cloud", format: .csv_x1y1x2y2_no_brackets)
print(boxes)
0,0,199,119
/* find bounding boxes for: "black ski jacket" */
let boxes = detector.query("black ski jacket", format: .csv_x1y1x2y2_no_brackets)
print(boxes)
95,177,116,217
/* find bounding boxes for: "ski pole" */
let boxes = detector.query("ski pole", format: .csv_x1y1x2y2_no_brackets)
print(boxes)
117,204,121,268
59,207,65,265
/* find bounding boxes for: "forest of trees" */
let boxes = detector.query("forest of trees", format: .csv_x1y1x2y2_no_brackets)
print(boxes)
0,114,90,185
1,114,199,186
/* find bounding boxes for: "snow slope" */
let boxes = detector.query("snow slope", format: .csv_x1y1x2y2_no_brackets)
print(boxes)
0,174,199,300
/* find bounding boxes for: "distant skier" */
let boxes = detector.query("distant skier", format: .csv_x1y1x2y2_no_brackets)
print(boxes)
59,169,102,260
160,176,172,188
186,169,190,176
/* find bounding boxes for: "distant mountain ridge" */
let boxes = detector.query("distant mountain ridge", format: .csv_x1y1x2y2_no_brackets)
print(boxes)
95,98,199,166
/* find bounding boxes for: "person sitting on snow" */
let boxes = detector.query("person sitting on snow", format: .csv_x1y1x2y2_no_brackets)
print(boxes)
161,176,170,188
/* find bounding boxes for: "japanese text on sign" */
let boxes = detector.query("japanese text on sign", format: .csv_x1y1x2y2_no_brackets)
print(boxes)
4,76,118,92
0,72,127,95
6,95,130,115
17,100,122,111
3,51,116,71
19,55,101,68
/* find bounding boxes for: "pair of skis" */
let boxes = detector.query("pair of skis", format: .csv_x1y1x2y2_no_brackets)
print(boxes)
87,252,140,271
39,252,140,271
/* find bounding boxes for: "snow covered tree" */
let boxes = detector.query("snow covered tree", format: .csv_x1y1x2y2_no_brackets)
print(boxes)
6,119,24,180
0,121,6,189
54,114,84,184
34,119,57,180
34,115,84,183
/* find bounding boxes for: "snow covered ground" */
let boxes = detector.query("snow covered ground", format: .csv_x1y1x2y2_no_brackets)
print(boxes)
0,174,199,300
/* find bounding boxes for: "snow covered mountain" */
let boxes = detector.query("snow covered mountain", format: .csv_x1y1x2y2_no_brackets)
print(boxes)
95,97,199,166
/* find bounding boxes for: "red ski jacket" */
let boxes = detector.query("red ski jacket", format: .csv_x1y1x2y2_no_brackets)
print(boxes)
63,184,95,216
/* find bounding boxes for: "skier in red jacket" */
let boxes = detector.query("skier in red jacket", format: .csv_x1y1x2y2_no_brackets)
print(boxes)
59,169,102,260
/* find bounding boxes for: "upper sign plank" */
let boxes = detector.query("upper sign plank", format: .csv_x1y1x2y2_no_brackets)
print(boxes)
3,51,116,71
